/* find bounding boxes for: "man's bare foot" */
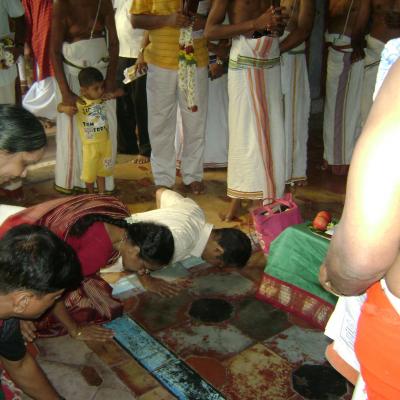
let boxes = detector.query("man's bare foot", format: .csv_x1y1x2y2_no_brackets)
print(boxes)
133,154,150,164
186,181,205,195
221,198,241,221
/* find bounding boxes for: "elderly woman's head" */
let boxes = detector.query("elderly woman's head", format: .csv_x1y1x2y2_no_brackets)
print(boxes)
0,105,47,185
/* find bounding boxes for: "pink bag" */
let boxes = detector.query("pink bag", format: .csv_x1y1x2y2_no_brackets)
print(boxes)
252,193,303,253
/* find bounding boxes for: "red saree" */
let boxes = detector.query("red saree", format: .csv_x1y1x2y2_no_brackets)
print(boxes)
0,195,130,337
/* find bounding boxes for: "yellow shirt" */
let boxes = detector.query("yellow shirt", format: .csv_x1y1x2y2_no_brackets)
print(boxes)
130,0,208,70
76,98,109,144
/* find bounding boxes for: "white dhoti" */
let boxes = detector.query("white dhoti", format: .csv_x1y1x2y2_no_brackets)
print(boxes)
147,64,208,187
360,35,385,126
176,73,228,168
227,36,285,202
280,32,310,183
23,77,57,120
323,33,364,166
55,38,117,193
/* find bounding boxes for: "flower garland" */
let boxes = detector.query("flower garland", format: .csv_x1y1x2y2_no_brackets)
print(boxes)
0,36,15,70
178,25,198,112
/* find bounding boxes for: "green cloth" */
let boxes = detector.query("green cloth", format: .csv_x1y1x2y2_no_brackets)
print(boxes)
266,222,337,305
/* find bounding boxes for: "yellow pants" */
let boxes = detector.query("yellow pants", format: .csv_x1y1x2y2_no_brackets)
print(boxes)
81,139,113,183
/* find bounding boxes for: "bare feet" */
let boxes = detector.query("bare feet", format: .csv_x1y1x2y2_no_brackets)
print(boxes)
133,154,150,164
185,181,205,195
293,179,308,187
221,198,241,221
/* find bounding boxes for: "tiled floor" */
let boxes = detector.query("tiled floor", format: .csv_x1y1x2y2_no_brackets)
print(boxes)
10,113,351,399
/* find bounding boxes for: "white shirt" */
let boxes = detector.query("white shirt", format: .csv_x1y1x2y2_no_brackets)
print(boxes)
0,0,24,87
130,190,213,264
113,0,144,59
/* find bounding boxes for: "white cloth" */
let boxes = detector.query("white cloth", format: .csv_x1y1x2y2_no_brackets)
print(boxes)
0,0,24,88
22,77,57,120
146,64,208,187
360,34,385,126
227,36,285,202
323,33,363,166
55,38,116,193
280,31,310,183
176,74,229,168
113,0,144,59
0,204,24,225
324,294,365,372
129,190,213,264
373,38,400,100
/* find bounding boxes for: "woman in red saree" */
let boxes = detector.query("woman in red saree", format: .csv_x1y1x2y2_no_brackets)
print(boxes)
0,194,174,341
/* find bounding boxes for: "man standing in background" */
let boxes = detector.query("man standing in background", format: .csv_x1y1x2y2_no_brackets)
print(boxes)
131,0,209,195
114,0,151,163
280,0,314,186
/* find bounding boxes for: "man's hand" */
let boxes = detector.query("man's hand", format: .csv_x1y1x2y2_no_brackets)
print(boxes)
135,52,148,75
167,12,191,28
60,92,81,115
318,264,340,297
20,321,37,343
139,275,188,298
193,15,206,31
351,46,365,64
69,323,114,342
253,6,287,32
209,63,225,80
103,78,117,100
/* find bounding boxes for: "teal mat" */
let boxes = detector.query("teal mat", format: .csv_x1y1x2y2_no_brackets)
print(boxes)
105,316,225,399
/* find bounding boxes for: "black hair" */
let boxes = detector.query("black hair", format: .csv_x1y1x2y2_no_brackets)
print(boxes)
78,67,104,88
0,224,82,295
0,105,47,153
214,228,252,268
69,214,174,266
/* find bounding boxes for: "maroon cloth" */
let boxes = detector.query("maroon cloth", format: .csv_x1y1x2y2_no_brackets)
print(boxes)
0,195,130,337
66,222,114,277
22,0,53,80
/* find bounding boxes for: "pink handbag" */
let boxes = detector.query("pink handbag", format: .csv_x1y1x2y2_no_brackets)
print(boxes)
252,193,303,254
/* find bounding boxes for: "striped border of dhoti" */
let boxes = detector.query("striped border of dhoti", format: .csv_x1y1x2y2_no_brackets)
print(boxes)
229,55,280,70
227,188,263,199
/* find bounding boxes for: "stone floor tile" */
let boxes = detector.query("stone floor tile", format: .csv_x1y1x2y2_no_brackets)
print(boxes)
263,326,330,366
185,355,229,389
222,343,295,400
127,291,192,333
233,297,291,341
112,360,159,395
36,336,93,365
85,339,132,367
156,322,254,359
93,387,136,399
137,386,177,400
189,271,255,298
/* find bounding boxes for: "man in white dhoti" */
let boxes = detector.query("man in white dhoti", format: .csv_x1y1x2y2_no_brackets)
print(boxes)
280,0,314,185
352,0,400,126
205,0,287,221
51,0,119,194
176,37,230,169
322,0,363,176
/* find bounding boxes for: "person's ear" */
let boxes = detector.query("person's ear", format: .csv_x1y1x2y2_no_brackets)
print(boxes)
215,244,224,255
13,291,33,314
127,245,140,256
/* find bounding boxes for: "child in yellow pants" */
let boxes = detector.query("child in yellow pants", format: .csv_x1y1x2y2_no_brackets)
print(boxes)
58,67,114,193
